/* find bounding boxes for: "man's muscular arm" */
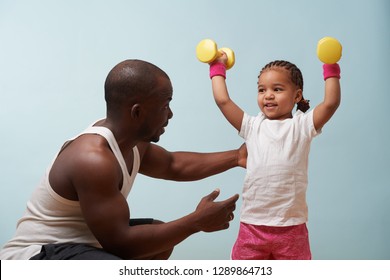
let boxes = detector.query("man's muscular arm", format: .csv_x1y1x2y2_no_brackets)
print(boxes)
138,142,247,181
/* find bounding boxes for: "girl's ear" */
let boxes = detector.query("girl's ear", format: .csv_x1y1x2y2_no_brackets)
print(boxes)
295,89,303,103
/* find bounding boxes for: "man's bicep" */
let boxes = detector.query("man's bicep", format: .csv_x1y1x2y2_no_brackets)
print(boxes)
73,157,131,244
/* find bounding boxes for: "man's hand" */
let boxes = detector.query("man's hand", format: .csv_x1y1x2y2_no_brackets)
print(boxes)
193,189,239,233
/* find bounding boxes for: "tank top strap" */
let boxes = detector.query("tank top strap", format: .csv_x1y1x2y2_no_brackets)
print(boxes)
80,126,134,195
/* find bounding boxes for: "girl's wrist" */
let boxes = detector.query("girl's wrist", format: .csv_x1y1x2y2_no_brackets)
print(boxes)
323,63,340,80
210,62,226,79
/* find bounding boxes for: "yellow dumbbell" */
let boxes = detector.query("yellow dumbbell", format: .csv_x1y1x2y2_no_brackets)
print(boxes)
317,36,342,64
196,39,235,69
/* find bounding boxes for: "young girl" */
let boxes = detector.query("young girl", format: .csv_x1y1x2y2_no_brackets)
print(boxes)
208,55,341,259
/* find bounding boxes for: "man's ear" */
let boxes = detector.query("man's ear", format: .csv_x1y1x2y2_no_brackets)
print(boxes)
295,89,303,103
130,104,141,119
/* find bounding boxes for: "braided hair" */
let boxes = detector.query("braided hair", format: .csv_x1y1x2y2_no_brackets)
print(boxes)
259,60,310,112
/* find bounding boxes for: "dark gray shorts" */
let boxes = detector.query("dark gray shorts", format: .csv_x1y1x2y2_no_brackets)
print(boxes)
30,218,154,260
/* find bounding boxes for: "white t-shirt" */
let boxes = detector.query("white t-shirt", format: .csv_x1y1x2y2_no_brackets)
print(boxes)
239,110,320,226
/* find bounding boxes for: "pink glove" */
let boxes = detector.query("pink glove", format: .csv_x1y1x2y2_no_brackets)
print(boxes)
323,63,341,80
209,62,226,79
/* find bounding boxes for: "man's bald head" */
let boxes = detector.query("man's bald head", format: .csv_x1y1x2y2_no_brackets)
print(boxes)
104,59,170,113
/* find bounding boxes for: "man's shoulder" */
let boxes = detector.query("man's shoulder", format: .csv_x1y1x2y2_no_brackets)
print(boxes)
60,134,119,171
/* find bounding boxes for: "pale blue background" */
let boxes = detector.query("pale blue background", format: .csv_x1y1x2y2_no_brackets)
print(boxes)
0,0,389,260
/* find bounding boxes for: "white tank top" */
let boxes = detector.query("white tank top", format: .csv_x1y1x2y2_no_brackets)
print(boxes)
0,125,140,259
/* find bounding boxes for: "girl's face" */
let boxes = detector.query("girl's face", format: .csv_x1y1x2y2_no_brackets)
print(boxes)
257,68,302,120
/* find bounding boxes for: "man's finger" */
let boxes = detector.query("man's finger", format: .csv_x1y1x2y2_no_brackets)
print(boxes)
223,194,239,205
205,188,221,202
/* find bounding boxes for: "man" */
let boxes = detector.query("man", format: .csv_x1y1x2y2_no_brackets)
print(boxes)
0,59,246,260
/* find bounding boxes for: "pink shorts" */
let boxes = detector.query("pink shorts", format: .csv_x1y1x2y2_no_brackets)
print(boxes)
231,222,311,260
